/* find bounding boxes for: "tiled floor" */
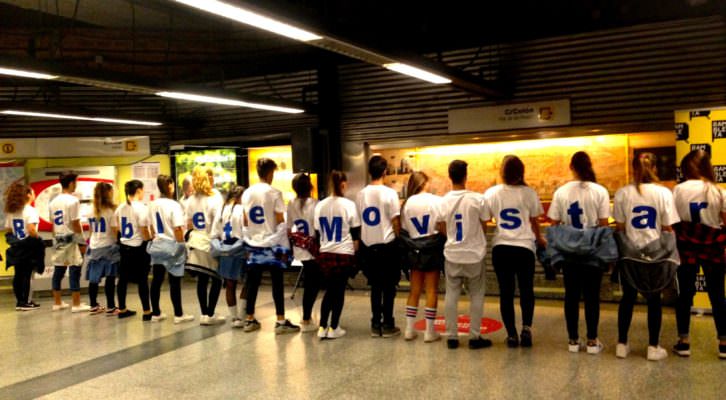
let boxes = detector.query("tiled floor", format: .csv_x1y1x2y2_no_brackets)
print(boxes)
1,284,723,400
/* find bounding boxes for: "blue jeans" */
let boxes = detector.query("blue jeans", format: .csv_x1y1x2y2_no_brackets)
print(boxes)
52,266,81,291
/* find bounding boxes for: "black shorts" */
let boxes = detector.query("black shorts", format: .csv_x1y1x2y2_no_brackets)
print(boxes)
119,242,152,284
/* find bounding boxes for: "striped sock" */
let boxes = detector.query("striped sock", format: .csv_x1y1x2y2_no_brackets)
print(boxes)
406,306,418,331
424,308,437,333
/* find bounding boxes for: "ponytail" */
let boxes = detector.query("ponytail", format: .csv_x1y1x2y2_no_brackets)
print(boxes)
329,170,347,197
632,152,659,194
570,151,597,183
403,171,429,213
124,180,144,205
501,155,527,186
292,173,313,212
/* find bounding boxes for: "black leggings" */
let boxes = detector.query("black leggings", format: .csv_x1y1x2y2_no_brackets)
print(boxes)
320,270,348,329
618,282,662,346
492,245,535,337
562,262,603,341
245,264,285,317
197,274,222,316
302,260,321,321
89,278,116,309
675,260,726,340
366,243,399,327
117,272,151,312
150,264,183,317
13,265,33,305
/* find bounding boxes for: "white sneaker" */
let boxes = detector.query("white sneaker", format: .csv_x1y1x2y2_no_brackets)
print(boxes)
647,346,668,361
231,318,245,328
587,340,604,355
300,320,318,333
52,302,70,311
424,331,442,343
174,314,195,324
616,343,630,359
211,315,226,325
317,327,328,339
199,315,211,326
404,328,418,341
568,340,581,353
71,304,91,313
327,327,346,339
151,313,167,323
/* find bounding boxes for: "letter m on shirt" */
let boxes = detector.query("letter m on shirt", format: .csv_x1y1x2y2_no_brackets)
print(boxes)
319,216,342,242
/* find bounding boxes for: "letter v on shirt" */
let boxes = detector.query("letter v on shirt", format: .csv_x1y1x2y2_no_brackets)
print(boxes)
439,190,490,264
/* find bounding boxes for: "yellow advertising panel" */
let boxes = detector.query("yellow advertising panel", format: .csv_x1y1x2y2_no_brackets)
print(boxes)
675,107,726,312
248,145,317,204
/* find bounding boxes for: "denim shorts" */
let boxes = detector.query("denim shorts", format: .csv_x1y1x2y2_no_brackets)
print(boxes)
52,265,82,291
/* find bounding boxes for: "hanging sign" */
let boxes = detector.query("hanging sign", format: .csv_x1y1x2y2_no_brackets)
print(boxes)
449,99,571,133
0,137,150,159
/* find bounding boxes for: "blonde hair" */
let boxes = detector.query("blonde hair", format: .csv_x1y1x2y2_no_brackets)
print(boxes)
632,152,659,194
192,166,214,196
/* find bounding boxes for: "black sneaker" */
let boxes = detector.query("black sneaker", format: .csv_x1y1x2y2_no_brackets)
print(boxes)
447,339,460,349
469,337,493,350
29,301,40,308
118,309,137,319
243,319,261,333
371,324,382,338
16,303,35,311
275,319,301,335
520,329,533,348
142,313,152,322
382,326,401,338
506,336,520,348
672,341,691,357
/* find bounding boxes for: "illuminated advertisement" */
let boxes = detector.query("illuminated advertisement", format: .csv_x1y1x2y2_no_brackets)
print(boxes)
174,149,238,199
248,145,317,204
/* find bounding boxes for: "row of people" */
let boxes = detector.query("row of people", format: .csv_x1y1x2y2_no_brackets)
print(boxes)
3,149,725,360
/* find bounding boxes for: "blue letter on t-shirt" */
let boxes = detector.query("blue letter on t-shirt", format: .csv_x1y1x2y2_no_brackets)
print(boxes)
567,201,584,229
631,205,657,229
499,208,522,230
362,207,381,226
12,219,26,239
192,212,206,229
294,219,310,236
53,210,63,226
121,216,134,239
319,216,342,242
249,206,265,224
455,214,463,242
410,215,430,235
689,202,707,224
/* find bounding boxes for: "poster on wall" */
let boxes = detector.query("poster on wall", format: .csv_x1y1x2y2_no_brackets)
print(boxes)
174,149,237,199
29,166,116,232
131,162,160,204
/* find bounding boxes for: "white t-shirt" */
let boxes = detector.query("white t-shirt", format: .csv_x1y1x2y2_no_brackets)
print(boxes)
5,204,39,240
216,203,244,242
149,198,185,242
438,190,490,264
314,196,361,255
89,208,118,249
49,193,80,236
613,183,680,249
115,201,149,247
401,192,443,239
184,193,222,237
287,197,318,261
484,184,544,253
355,184,401,246
548,181,610,229
673,179,726,229
242,183,286,246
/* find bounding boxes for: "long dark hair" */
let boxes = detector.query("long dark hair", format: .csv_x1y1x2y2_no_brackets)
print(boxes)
124,180,143,205
157,175,175,199
570,151,597,183
329,170,347,197
680,149,722,205
4,182,31,214
501,155,527,186
292,173,313,211
632,152,659,194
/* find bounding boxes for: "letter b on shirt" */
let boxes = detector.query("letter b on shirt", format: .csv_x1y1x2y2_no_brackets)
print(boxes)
12,219,26,239
121,216,134,239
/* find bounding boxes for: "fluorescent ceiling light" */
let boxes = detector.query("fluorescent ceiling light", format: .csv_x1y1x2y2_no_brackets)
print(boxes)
0,67,58,80
156,91,305,114
383,63,452,84
172,0,322,42
1,110,162,126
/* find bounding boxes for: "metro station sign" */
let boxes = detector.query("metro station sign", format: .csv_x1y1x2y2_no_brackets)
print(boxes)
448,99,571,133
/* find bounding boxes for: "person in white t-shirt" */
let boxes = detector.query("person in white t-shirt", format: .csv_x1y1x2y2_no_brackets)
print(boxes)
3,182,40,311
313,171,361,339
49,172,90,313
215,185,247,327
206,167,225,206
86,182,120,315
185,166,225,326
241,158,300,334
115,180,152,320
400,171,445,343
484,155,545,348
672,149,726,359
356,155,402,338
547,151,610,354
613,153,680,361
287,173,320,332
438,160,493,350
148,175,194,324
